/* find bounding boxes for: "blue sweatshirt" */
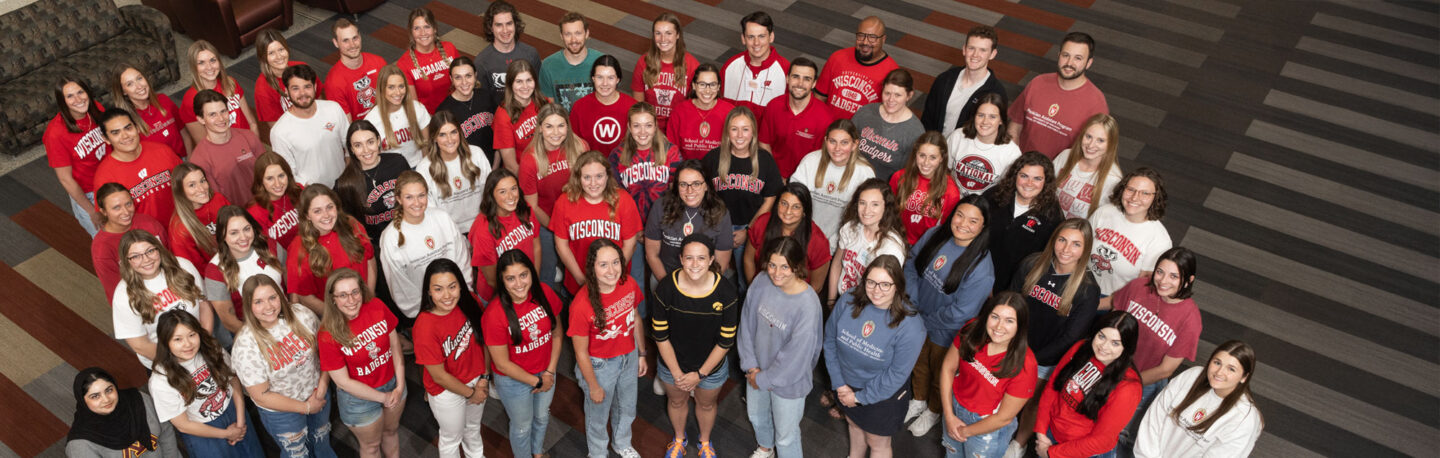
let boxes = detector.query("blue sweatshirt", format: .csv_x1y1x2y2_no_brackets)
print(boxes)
824,294,927,404
738,272,823,399
906,226,995,346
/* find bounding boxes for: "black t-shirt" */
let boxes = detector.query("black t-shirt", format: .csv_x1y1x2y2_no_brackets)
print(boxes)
437,95,497,163
985,187,1063,293
358,153,410,243
1010,253,1100,366
700,147,782,226
651,271,740,373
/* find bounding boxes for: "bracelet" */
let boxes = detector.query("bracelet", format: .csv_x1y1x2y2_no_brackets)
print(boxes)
466,388,476,398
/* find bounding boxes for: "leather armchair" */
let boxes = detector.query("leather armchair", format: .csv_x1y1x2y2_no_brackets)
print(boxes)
299,0,384,15
164,0,294,57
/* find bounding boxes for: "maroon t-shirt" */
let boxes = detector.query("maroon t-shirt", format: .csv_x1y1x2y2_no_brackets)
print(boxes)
1110,277,1201,372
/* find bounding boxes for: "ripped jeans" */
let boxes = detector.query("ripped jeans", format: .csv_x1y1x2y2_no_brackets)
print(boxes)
941,398,1016,458
254,394,338,458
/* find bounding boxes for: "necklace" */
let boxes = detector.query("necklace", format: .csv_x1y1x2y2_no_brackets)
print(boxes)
683,208,699,235
696,103,720,139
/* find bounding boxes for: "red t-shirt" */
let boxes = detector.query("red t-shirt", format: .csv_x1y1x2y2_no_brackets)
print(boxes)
1007,73,1109,159
247,191,301,250
950,330,1038,415
134,95,186,157
179,78,252,130
516,145,578,218
890,173,962,245
285,219,374,299
167,193,231,268
92,142,182,226
414,304,487,396
570,93,637,155
747,213,832,271
324,52,387,120
482,284,563,374
468,212,539,301
43,110,110,193
759,96,835,179
254,61,325,122
815,48,898,116
398,42,459,112
608,145,681,220
92,213,167,302
494,101,540,154
1035,342,1143,458
1110,277,1201,372
666,98,734,161
317,298,398,388
548,193,643,293
567,279,641,359
630,54,700,131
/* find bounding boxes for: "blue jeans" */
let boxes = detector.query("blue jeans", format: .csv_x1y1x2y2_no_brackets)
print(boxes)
942,398,1015,458
630,242,648,319
1115,378,1168,458
657,358,729,390
335,376,400,427
745,385,804,457
576,351,639,457
538,226,563,293
731,224,749,294
70,191,97,237
178,401,264,457
495,371,556,457
1047,431,1116,458
255,396,338,458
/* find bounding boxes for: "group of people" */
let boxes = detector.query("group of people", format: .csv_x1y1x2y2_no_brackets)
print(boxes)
47,3,1264,458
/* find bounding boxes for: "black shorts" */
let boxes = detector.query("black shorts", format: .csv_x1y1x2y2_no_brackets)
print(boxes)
842,383,912,436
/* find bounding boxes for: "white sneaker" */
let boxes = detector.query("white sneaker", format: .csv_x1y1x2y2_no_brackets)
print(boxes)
1002,439,1026,458
749,448,775,458
908,410,940,436
903,399,928,423
653,378,666,395
613,446,641,458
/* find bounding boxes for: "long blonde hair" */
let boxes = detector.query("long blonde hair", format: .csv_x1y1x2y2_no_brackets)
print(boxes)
388,171,428,247
1019,218,1094,316
617,102,671,168
214,205,284,291
716,106,759,179
170,163,220,258
524,104,585,179
895,131,951,220
186,40,237,97
1055,113,1120,217
375,64,429,151
297,185,367,279
107,63,158,136
237,275,315,369
118,230,205,324
424,111,483,199
812,118,868,192
562,150,622,218
255,29,290,94
642,13,689,94
318,268,370,348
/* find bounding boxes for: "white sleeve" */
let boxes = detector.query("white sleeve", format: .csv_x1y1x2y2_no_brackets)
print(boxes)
148,370,186,422
229,332,269,388
1138,224,1173,273
446,215,474,286
270,128,307,185
112,283,147,340
1136,367,1195,458
415,101,432,129
470,145,492,176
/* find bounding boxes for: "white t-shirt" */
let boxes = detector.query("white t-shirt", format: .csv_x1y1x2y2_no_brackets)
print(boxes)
1087,203,1172,295
378,207,473,317
271,100,350,187
204,249,284,303
942,68,988,137
1053,148,1122,219
415,146,492,235
1136,366,1262,458
113,259,207,367
363,100,432,168
946,129,1022,196
232,305,322,405
789,150,875,241
834,222,906,293
149,352,236,423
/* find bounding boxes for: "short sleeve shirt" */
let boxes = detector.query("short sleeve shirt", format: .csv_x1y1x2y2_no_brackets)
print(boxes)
517,145,575,217
324,52,387,120
43,112,109,192
317,298,398,388
630,54,701,131
1111,277,1201,372
468,212,539,301
233,305,322,402
179,79,252,131
414,306,487,395
149,354,235,423
644,196,734,274
815,48,898,116
567,279,642,359
482,284,563,374
494,101,540,154
285,219,374,299
701,148,783,225
112,259,206,367
570,93,637,155
951,332,1038,415
549,194,644,293
397,42,459,112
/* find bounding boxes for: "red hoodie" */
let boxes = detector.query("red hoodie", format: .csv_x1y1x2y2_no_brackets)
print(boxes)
1034,341,1142,458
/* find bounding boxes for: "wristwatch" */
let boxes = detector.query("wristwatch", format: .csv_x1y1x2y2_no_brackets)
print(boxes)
533,378,544,390
480,373,493,382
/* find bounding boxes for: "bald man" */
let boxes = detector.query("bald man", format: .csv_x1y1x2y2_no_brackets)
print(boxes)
815,17,899,117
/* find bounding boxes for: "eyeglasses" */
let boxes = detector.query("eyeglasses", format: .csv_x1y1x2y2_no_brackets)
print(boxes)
1123,186,1156,198
332,289,364,301
856,32,885,43
864,280,895,292
694,82,719,89
678,180,707,190
126,247,159,263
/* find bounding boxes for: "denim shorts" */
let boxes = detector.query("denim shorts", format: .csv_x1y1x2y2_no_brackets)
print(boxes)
1036,364,1055,380
336,376,401,427
656,358,729,390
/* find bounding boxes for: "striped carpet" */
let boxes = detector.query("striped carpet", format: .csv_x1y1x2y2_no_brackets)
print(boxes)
0,0,1435,456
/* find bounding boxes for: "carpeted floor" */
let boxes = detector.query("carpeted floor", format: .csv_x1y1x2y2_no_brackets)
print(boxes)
0,0,1436,456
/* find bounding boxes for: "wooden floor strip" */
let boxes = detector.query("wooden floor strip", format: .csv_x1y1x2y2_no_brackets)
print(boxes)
11,201,94,275
0,262,148,389
0,372,68,458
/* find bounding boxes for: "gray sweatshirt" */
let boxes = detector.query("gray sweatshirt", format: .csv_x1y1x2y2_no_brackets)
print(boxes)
65,392,180,458
738,272,823,399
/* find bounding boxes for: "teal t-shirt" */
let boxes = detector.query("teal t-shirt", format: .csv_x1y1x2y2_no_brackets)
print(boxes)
539,49,604,111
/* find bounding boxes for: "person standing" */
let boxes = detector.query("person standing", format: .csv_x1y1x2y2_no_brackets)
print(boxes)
93,110,182,226
1110,247,1201,457
148,312,263,457
667,64,735,161
758,58,834,179
644,161,734,279
937,292,1037,458
436,58,498,164
890,132,962,245
417,111,493,235
246,153,304,250
703,107,782,270
494,60,548,173
190,90,263,204
167,164,232,269
983,152,1063,292
112,229,216,367
568,240,646,458
483,250,563,458
745,184,832,292
285,185,377,314
110,64,189,155
851,69,925,180
272,65,352,188
815,16,899,117
1135,341,1262,458
378,172,473,320
253,30,321,143
333,121,411,244
363,65,432,168
1088,168,1173,309
325,18,388,121
740,237,823,458
721,11,789,118
1007,32,1108,159
413,259,491,458
789,118,874,240
1053,114,1123,220
570,55,637,155
921,26,1007,137
66,367,182,457
631,13,699,132
397,7,459,112
1033,312,1143,458
44,77,111,235
827,179,907,304
92,182,168,302
317,269,407,458
203,206,285,341
947,93,1021,196
476,1,543,107
549,151,644,295
539,12,605,111
470,169,542,302
179,41,258,143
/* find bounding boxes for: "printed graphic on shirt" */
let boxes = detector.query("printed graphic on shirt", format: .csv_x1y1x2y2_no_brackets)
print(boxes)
904,189,941,223
553,82,592,109
1062,361,1103,409
712,174,767,193
1029,283,1062,310
122,434,160,457
339,319,394,377
512,306,552,353
365,179,397,226
442,320,475,360
75,127,108,161
131,168,173,210
1025,103,1077,139
568,219,622,240
592,116,624,146
410,58,453,82
1124,299,1178,347
1056,178,1095,217
954,154,1000,192
836,324,885,360
268,208,300,242
190,363,230,420
829,73,881,114
595,291,638,341
461,111,494,138
353,76,377,113
1090,228,1139,282
858,126,897,165
266,332,313,371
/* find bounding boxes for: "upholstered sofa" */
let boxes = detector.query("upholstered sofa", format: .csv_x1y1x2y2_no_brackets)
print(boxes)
0,0,180,154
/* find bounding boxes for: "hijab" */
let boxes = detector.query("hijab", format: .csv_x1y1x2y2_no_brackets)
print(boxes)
66,367,154,451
